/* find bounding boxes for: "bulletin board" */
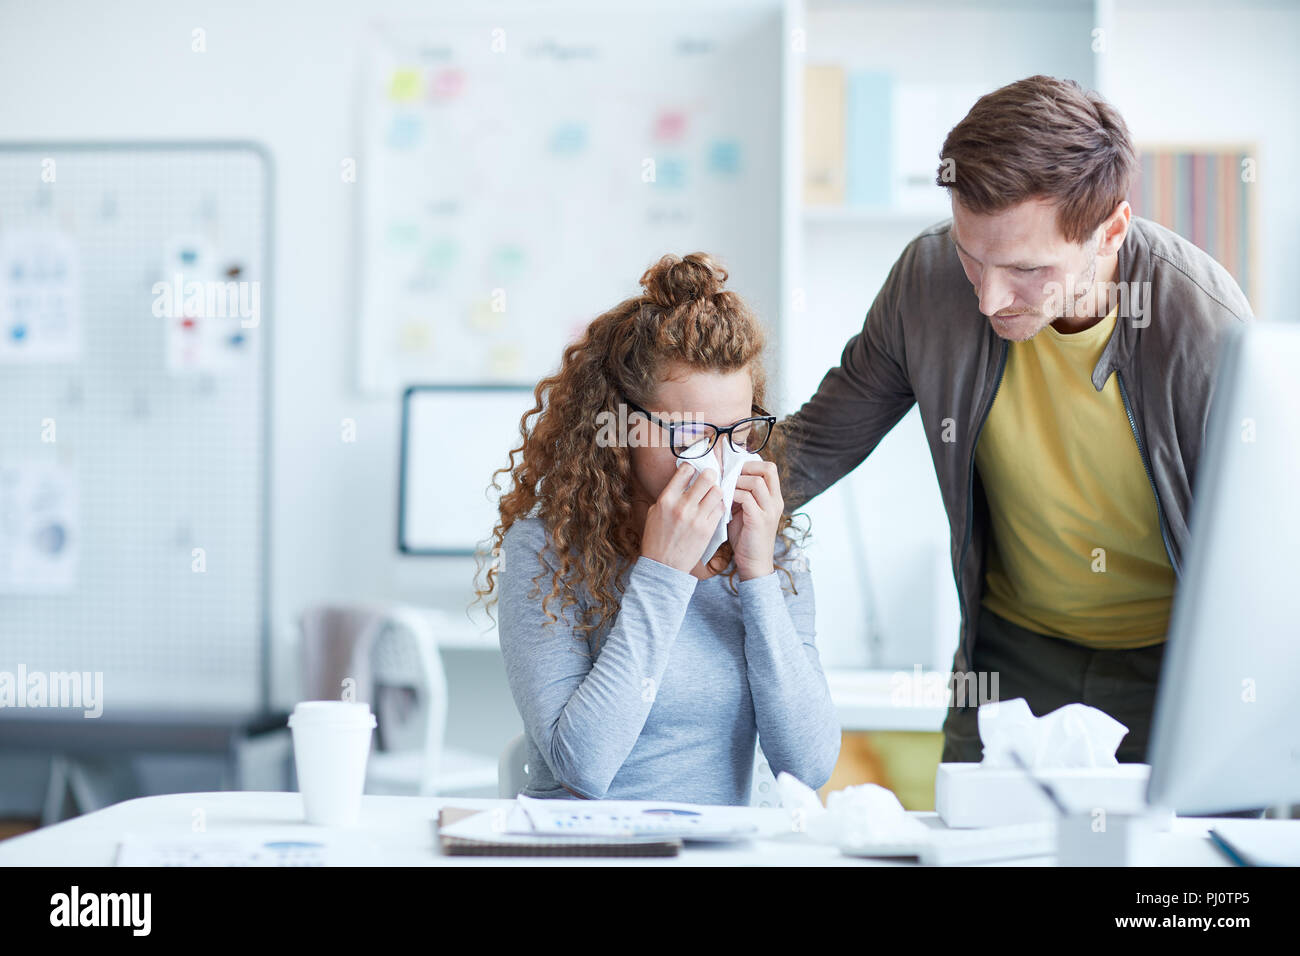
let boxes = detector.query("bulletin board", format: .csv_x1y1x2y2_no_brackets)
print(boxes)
357,4,786,394
0,143,271,714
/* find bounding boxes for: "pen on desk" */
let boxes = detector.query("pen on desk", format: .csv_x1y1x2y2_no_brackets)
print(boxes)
1007,748,1072,816
1207,829,1249,867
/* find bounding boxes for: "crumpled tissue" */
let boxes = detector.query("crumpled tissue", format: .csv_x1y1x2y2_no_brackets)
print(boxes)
978,697,1129,769
776,771,929,848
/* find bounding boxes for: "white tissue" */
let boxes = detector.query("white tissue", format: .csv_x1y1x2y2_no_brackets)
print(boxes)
775,771,929,847
677,437,763,566
977,697,1129,769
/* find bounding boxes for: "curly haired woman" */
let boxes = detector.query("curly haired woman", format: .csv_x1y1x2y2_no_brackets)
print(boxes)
473,252,841,805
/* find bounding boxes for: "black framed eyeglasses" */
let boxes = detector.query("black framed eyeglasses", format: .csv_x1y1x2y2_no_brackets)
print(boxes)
621,394,776,459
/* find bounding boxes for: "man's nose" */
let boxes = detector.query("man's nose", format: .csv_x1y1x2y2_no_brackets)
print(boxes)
977,273,1015,316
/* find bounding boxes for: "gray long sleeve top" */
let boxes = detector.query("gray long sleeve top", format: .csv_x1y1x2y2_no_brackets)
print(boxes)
497,515,842,806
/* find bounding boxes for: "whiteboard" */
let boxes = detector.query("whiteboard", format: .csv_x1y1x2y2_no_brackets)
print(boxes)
357,4,785,393
0,143,270,714
399,385,536,555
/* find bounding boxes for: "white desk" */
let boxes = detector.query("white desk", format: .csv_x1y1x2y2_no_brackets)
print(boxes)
0,791,1239,866
824,668,948,731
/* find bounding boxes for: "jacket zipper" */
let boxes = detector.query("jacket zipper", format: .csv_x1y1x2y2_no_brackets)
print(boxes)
956,337,1008,658
1115,370,1181,579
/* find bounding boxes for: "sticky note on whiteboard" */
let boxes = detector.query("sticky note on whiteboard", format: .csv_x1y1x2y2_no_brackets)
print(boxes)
430,68,464,101
487,344,521,378
707,139,742,177
653,110,688,143
388,68,422,102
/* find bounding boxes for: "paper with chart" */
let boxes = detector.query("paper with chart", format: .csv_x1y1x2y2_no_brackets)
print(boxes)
511,795,789,840
0,229,81,362
438,797,792,844
0,461,78,593
116,828,381,867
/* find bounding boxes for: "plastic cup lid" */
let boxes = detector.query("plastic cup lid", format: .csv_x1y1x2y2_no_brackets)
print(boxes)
287,700,376,728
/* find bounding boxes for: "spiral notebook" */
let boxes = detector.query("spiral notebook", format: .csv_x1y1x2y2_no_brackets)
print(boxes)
435,807,682,857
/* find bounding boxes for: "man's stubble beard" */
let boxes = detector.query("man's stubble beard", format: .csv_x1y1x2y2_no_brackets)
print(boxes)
1009,252,1100,341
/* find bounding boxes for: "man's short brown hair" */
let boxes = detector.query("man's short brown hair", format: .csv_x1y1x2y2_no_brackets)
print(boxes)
936,75,1137,245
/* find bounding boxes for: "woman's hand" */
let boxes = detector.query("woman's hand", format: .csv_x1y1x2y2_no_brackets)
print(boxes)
640,461,724,574
728,460,782,580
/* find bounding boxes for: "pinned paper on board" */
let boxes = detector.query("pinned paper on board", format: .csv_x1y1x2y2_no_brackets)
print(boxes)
0,230,82,363
0,461,79,593
157,235,256,374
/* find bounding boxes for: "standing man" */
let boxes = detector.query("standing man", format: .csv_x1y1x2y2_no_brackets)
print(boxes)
779,75,1253,764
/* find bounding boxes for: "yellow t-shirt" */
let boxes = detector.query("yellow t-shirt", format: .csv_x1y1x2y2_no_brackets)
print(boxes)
975,305,1175,649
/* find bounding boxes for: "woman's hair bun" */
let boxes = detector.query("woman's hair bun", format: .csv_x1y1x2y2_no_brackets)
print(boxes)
639,252,728,310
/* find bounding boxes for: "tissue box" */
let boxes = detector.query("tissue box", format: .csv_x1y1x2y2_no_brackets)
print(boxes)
934,762,1152,828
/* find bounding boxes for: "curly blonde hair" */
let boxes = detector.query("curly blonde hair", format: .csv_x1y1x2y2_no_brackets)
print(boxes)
471,251,810,650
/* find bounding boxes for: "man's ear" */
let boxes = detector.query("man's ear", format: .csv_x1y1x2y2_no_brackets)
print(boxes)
1096,200,1131,257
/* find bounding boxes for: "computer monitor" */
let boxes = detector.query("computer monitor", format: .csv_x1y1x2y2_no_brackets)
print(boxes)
398,384,536,556
1146,320,1300,814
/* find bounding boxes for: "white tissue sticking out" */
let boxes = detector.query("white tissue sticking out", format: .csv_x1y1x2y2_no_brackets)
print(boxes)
977,697,1129,769
776,771,929,848
677,436,763,566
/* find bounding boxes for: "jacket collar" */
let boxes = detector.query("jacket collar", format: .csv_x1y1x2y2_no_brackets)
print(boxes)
1089,219,1147,391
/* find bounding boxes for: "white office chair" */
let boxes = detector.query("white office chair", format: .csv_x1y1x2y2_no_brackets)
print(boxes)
750,746,782,808
499,732,530,798
298,602,497,796
497,731,783,807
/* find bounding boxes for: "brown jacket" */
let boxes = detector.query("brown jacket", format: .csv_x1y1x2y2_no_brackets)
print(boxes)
778,216,1254,675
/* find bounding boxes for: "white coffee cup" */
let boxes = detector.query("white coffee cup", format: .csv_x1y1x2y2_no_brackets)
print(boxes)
288,701,377,826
